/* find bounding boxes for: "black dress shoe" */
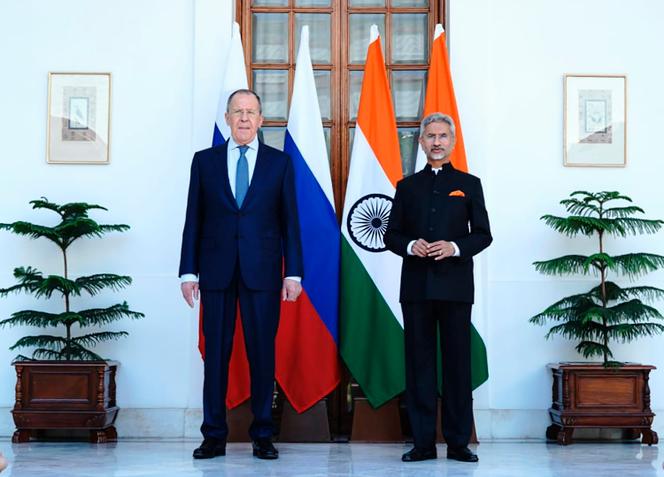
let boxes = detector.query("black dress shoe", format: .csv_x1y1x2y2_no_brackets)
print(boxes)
252,439,279,460
401,447,437,462
446,446,478,462
193,438,226,459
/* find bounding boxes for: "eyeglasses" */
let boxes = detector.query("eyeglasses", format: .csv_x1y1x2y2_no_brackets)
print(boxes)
230,109,259,118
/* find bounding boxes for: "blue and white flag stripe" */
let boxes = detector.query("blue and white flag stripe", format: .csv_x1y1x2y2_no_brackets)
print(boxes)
284,25,340,342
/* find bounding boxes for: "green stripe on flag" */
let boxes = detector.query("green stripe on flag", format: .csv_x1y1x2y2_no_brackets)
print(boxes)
470,325,488,390
340,237,405,408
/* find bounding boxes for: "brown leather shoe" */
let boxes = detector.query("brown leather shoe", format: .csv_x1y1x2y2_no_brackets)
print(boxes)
447,446,478,462
193,438,226,459
402,447,437,462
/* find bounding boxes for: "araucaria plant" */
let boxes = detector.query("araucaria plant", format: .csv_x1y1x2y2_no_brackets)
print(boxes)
0,198,144,361
530,191,664,365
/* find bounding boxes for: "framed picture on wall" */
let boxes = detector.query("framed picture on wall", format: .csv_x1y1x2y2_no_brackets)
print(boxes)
563,74,626,167
47,72,111,164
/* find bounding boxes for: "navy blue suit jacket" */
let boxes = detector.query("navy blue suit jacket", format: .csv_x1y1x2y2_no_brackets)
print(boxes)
179,141,303,291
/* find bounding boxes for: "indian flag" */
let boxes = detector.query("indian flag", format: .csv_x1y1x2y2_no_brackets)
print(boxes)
415,24,489,390
340,25,405,408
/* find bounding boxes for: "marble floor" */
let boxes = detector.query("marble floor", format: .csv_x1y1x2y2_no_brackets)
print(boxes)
0,440,662,477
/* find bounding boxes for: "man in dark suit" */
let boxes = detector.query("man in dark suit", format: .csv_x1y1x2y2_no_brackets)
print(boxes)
384,112,492,463
179,89,303,460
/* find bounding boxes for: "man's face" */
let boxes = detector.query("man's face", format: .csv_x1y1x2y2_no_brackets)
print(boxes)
419,121,455,164
225,93,264,145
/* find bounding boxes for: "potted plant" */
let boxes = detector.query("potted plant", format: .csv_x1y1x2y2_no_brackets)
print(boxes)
530,191,664,445
0,198,144,443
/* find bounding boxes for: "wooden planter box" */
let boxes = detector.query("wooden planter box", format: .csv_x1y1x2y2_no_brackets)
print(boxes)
11,361,119,443
546,363,658,445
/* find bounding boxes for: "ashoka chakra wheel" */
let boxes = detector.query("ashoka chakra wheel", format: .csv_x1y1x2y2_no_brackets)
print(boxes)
347,193,393,252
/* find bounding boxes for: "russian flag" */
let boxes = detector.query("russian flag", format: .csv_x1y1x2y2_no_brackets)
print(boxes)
276,25,341,413
199,21,251,409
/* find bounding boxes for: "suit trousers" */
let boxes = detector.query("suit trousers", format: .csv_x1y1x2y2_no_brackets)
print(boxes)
402,300,473,450
200,267,280,441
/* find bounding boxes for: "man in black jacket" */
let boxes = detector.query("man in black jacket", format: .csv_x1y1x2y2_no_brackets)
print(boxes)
384,112,492,463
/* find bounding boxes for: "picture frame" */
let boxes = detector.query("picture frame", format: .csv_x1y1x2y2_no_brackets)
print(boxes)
47,72,111,164
563,74,626,167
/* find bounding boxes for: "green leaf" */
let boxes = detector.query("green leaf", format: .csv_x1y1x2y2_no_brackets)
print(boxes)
31,348,66,360
606,322,664,342
614,285,664,302
603,205,644,218
1,199,131,251
545,321,606,341
560,198,600,216
28,198,63,214
75,274,132,294
9,335,68,351
0,222,64,248
540,215,597,237
56,218,130,249
30,198,108,218
576,340,612,359
76,302,145,328
533,255,592,276
610,253,664,278
72,331,129,347
58,342,104,360
533,293,597,314
586,281,664,303
0,267,84,298
0,310,76,328
607,217,664,237
602,299,663,324
584,253,613,270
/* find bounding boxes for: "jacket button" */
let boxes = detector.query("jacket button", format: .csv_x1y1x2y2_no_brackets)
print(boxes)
431,208,436,213
429,227,434,232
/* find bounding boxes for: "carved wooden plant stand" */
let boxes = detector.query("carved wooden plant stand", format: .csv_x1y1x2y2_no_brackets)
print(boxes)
546,363,657,445
12,361,119,443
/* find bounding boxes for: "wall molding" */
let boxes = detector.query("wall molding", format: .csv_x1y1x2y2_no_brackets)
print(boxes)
1,408,661,440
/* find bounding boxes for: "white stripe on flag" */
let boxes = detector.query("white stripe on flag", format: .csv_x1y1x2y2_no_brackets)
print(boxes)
215,21,248,140
287,25,335,209
341,125,403,327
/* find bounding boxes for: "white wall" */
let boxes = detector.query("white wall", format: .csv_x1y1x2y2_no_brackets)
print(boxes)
0,0,663,439
0,0,231,437
449,0,664,437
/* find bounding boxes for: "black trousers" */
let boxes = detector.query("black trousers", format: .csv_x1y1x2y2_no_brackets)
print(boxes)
402,300,473,450
200,268,280,441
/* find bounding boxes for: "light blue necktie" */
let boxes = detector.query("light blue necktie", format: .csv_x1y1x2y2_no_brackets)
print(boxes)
235,145,249,207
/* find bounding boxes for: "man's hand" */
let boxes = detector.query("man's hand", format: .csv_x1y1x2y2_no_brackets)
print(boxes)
427,240,456,260
411,238,430,257
282,278,302,302
181,281,200,308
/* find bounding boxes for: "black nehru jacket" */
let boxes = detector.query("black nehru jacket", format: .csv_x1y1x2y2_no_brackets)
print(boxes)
384,162,492,304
